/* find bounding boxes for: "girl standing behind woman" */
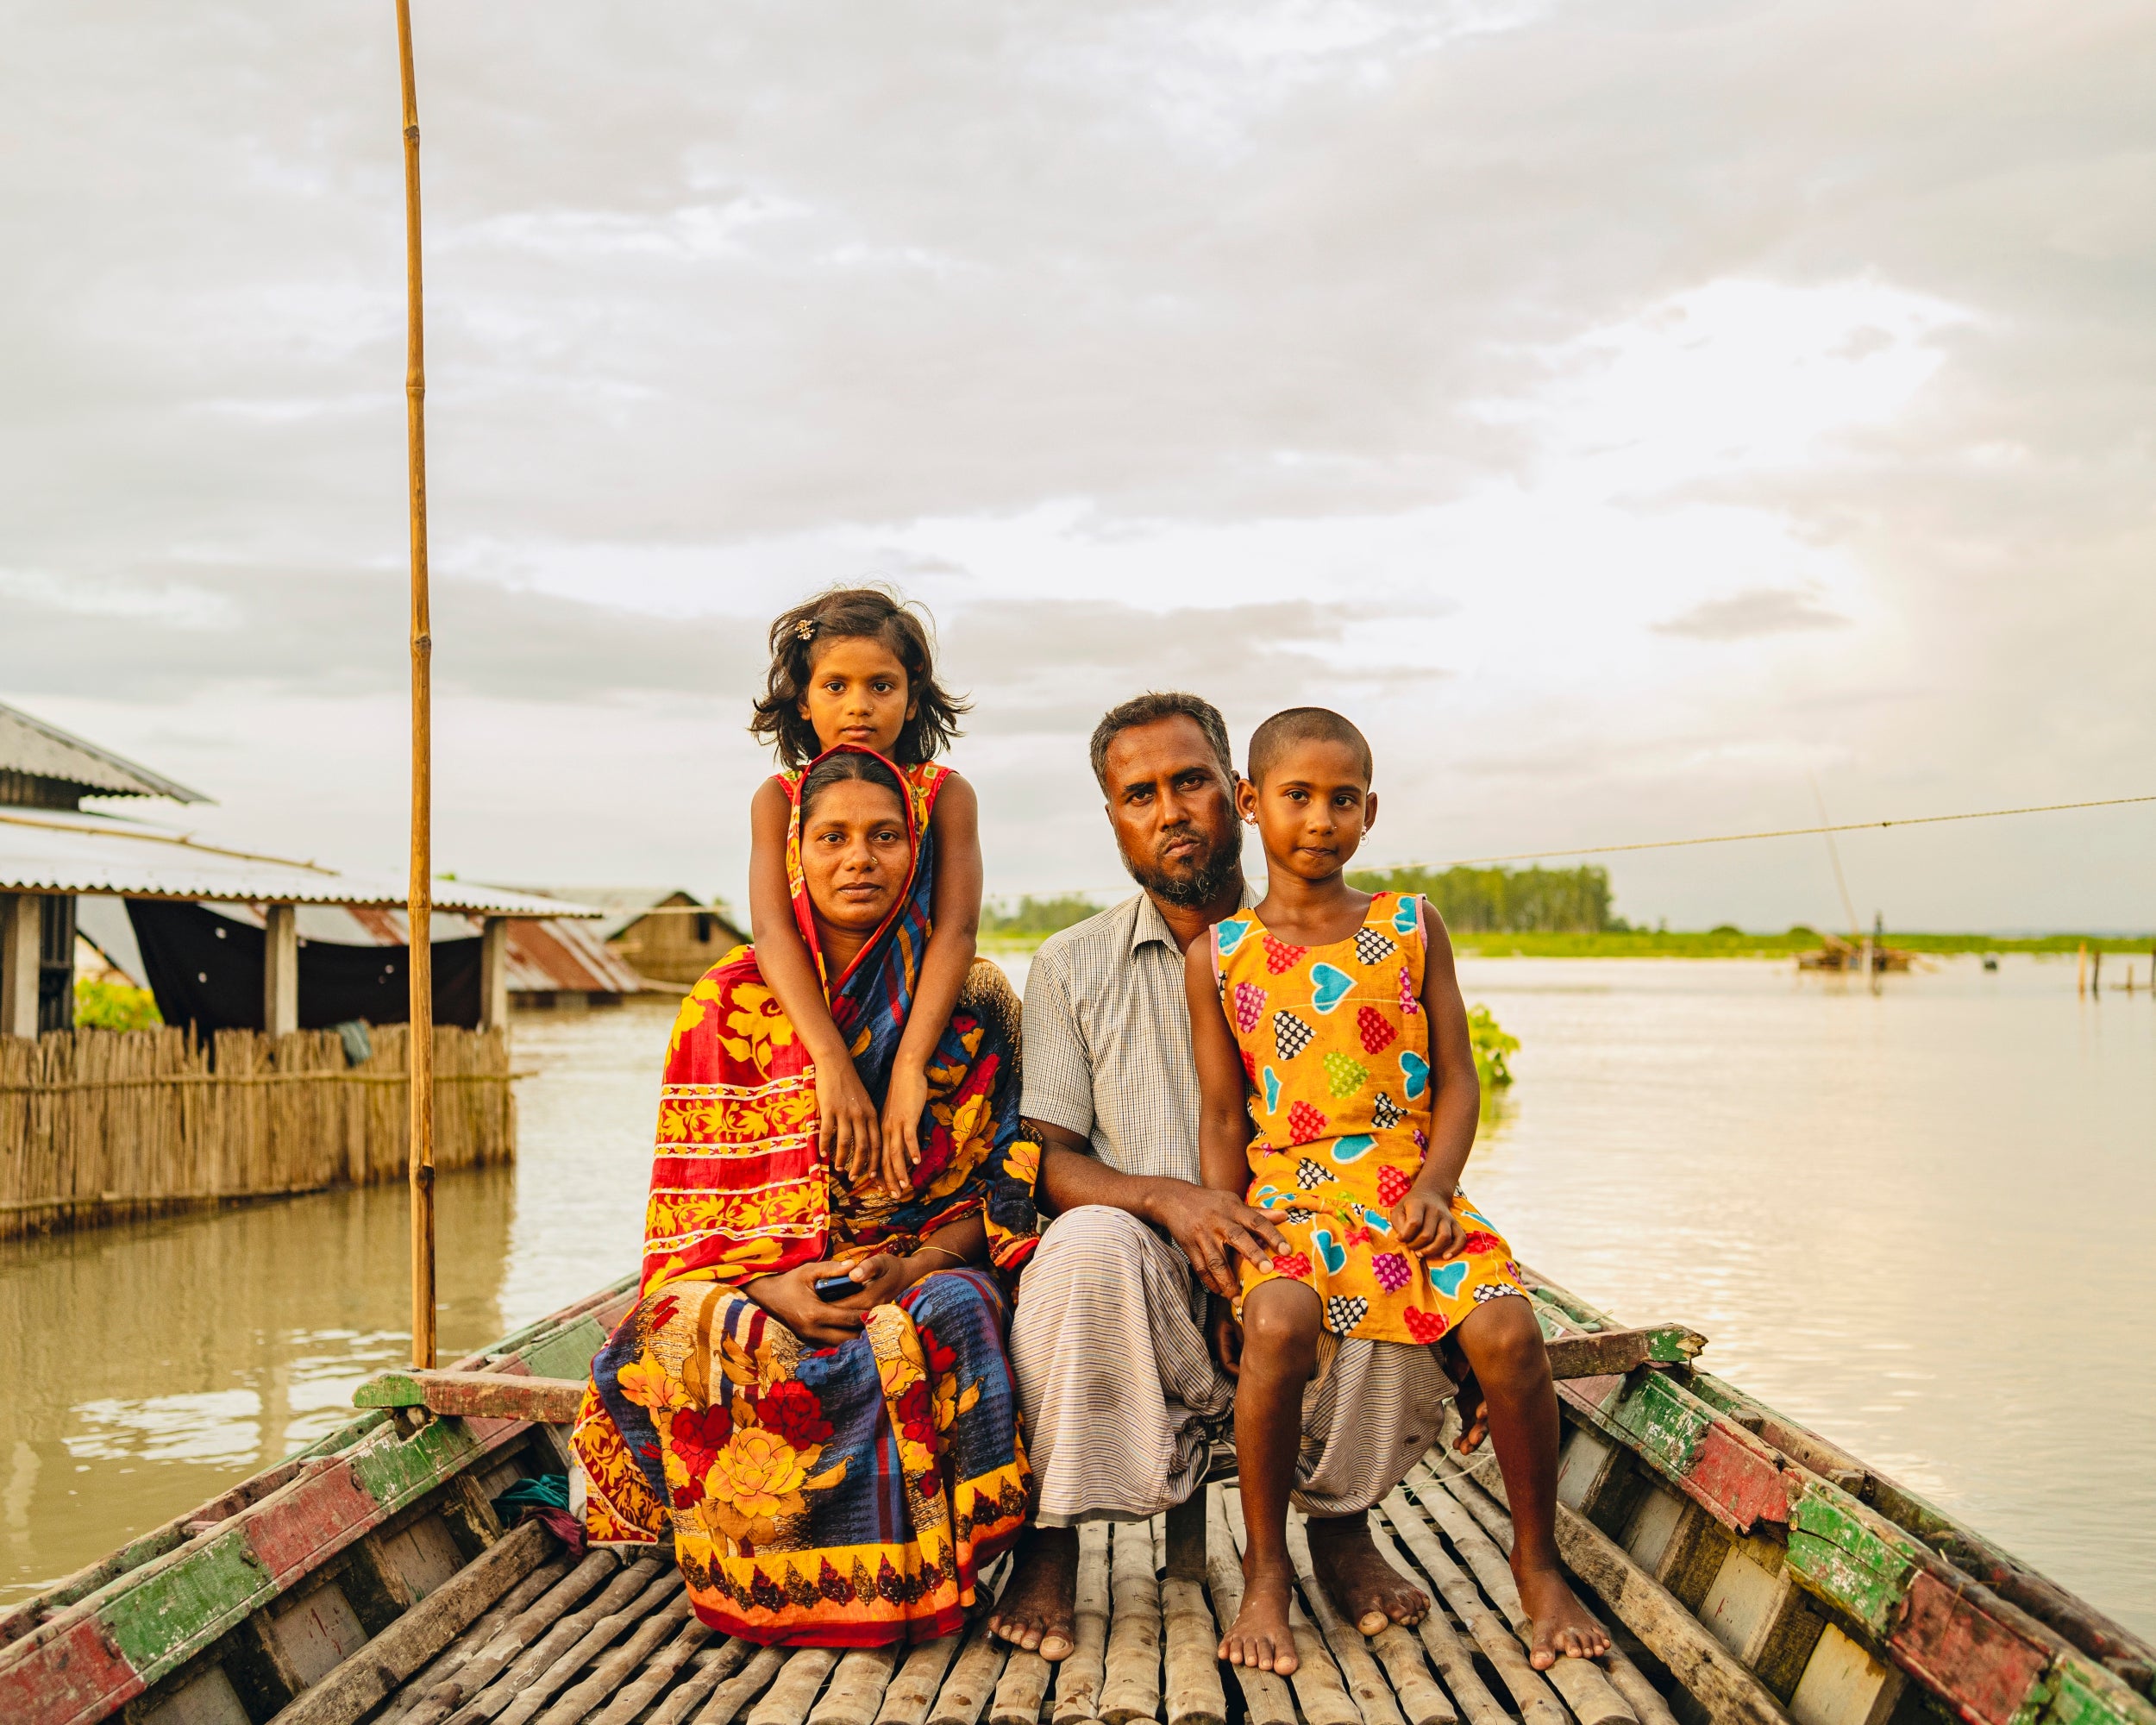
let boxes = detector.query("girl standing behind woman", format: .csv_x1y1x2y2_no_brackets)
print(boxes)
749,587,981,1195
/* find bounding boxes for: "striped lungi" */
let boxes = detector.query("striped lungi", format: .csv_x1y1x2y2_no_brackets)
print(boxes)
1008,1205,1456,1525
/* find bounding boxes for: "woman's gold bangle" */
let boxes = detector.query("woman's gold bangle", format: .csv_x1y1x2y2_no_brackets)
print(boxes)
912,1244,968,1268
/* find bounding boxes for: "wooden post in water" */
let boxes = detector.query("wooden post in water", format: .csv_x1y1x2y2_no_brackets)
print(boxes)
2077,942,2087,997
395,0,436,1372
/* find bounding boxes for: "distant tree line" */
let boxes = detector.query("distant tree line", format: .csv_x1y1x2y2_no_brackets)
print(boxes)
982,894,1106,938
984,864,1623,938
1347,863,1623,933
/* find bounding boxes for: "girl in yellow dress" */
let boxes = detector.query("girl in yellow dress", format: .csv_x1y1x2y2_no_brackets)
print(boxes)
1187,706,1609,1678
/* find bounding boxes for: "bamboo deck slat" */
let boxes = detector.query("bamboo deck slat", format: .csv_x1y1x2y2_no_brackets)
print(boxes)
1382,1485,1572,1725
1426,1467,1682,1725
927,1612,1011,1725
1048,1521,1111,1725
1406,1470,1637,1725
1202,1490,1296,1725
810,1647,901,1725
0,1022,514,1239
693,1646,789,1725
874,1634,963,1725
1220,1492,1363,1725
1283,1517,1408,1725
1099,1520,1163,1724
1368,1520,1509,1725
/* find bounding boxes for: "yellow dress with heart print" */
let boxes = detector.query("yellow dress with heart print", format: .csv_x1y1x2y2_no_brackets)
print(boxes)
1211,891,1526,1346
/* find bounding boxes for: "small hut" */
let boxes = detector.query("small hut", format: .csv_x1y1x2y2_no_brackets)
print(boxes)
511,887,749,988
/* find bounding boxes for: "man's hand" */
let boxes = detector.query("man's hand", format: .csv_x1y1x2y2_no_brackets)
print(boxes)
1389,1187,1465,1258
1208,1302,1244,1379
815,1061,882,1184
1151,1183,1289,1301
879,1062,929,1195
742,1261,866,1346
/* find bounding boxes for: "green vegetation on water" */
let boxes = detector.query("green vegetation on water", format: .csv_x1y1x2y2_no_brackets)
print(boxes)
1469,1003,1517,1088
75,975,162,1031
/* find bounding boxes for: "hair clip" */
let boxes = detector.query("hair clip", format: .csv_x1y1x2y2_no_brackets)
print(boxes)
794,618,819,643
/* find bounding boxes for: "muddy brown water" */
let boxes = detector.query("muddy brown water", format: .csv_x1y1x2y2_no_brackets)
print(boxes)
3,955,2151,1635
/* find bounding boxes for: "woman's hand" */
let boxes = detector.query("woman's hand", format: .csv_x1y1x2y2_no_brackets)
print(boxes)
742,1262,868,1346
878,1061,929,1195
1389,1186,1466,1258
816,1061,883,1184
822,1251,915,1314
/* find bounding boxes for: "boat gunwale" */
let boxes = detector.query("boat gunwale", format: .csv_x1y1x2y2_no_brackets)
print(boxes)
1515,1265,2156,1721
0,1278,635,1722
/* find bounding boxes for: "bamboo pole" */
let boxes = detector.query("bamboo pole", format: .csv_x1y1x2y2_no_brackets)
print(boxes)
394,0,437,1372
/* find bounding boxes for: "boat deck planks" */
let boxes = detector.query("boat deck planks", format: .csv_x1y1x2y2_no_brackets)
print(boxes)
3,1271,2153,1725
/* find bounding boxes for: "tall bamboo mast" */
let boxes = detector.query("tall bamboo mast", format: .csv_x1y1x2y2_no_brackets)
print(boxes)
395,0,436,1372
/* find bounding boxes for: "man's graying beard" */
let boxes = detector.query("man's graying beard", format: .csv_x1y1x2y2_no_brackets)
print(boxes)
1124,824,1242,909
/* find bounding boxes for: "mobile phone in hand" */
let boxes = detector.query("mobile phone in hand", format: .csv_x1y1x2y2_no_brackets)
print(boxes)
813,1273,859,1302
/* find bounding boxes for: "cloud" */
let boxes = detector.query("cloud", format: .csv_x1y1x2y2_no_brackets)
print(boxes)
4,0,2155,928
0,567,758,705
1653,588,1853,642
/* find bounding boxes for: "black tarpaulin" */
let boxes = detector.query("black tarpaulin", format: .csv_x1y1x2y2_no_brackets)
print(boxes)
127,900,481,1036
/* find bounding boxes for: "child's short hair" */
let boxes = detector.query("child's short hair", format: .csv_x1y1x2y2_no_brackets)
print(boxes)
749,586,968,767
1246,706,1373,787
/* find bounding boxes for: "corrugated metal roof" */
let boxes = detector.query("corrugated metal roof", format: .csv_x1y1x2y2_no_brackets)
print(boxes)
0,807,598,917
482,884,732,942
504,917,651,994
0,701,212,802
181,899,651,994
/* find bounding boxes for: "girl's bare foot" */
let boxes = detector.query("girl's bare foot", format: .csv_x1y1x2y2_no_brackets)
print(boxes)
1220,1565,1300,1674
1515,1563,1610,1668
1307,1514,1428,1634
987,1527,1078,1659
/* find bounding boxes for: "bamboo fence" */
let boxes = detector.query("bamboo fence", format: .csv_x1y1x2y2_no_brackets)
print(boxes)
0,1024,514,1239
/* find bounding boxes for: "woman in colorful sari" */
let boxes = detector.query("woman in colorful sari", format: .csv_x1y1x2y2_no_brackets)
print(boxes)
573,746,1042,1648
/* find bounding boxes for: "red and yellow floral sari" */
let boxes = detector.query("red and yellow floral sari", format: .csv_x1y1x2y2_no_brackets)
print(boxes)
571,750,1041,1646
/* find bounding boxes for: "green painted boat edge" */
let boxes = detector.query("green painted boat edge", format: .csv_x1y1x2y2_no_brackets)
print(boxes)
0,1280,626,1722
1516,1265,2156,1722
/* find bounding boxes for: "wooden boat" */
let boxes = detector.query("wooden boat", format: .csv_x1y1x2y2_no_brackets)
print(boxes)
3,1268,2149,1725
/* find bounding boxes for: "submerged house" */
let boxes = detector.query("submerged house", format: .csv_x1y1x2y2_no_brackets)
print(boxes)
0,699,599,1038
501,888,748,989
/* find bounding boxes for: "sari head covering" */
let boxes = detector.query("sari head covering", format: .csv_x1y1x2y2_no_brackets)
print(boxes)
636,747,1039,1296
572,747,1041,1646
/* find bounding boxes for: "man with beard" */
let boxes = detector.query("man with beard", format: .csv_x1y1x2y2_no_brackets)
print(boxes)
987,693,1454,1660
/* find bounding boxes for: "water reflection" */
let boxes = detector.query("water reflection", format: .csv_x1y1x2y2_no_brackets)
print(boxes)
6,963,2153,1640
0,1166,514,1602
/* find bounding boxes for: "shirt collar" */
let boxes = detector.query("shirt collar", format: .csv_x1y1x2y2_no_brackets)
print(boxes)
1127,878,1255,955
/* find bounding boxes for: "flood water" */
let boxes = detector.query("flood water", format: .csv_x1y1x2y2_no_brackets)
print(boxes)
4,955,2152,1636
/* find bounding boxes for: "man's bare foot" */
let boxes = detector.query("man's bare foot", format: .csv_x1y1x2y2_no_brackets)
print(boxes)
987,1527,1079,1660
1451,1370,1491,1454
1515,1562,1611,1669
1307,1514,1427,1635
1220,1565,1300,1673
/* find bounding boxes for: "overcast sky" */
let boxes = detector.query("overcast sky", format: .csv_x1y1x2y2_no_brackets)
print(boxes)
5,0,2153,930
